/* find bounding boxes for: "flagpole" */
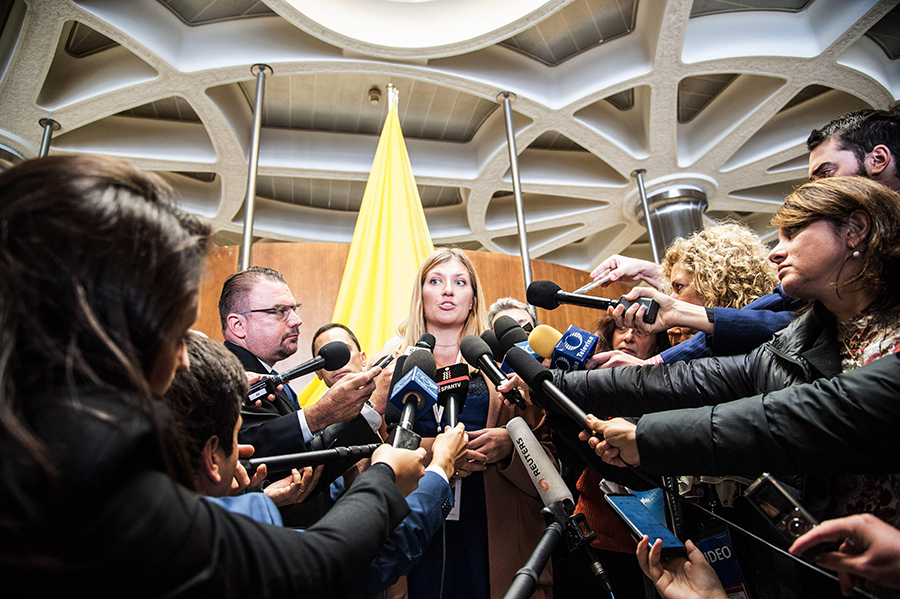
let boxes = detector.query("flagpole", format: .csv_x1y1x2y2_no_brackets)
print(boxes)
497,91,533,289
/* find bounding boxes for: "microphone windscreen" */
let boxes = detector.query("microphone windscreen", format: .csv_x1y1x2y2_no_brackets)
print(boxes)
494,315,530,354
493,315,521,341
480,330,504,362
389,355,408,388
528,325,562,359
527,280,562,310
460,335,490,367
416,333,436,351
318,340,352,371
507,417,573,506
403,347,437,380
506,346,552,389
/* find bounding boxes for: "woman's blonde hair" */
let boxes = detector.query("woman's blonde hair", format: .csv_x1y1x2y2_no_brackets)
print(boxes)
662,221,777,309
398,248,489,349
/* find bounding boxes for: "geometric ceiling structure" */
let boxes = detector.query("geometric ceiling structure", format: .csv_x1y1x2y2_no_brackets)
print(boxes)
1,0,897,271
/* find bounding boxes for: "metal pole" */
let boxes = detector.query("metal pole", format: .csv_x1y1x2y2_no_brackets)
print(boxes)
632,169,660,263
239,64,272,271
38,119,60,157
497,92,533,290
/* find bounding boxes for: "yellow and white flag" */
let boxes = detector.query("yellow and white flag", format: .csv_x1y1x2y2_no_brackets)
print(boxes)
297,86,434,407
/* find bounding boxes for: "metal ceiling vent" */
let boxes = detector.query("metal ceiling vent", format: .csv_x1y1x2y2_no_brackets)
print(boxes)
640,187,708,255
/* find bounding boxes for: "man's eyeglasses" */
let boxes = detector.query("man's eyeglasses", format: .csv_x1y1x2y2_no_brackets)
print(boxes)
235,303,302,321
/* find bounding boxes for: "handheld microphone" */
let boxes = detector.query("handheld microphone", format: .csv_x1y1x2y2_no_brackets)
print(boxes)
507,418,616,598
527,280,659,324
480,329,504,362
387,350,438,449
493,315,540,374
505,346,589,430
406,333,436,355
529,324,598,372
507,417,569,505
460,335,526,410
240,443,380,477
246,341,350,405
437,364,469,428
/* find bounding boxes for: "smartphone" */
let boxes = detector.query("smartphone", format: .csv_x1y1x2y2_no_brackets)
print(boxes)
605,493,687,557
370,354,395,370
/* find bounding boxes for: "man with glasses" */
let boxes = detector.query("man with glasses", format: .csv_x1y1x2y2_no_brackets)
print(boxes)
219,267,383,526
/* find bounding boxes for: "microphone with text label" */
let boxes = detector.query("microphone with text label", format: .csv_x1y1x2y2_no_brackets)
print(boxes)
506,417,615,599
386,345,438,450
527,280,659,324
437,363,469,428
528,324,599,372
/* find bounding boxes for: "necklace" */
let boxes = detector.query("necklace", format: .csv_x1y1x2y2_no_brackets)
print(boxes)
434,343,459,348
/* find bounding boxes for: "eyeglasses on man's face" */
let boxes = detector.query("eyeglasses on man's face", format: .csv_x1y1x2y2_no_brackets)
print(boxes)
235,303,302,321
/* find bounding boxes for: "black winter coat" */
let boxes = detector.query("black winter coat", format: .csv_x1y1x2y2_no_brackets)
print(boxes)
552,307,842,420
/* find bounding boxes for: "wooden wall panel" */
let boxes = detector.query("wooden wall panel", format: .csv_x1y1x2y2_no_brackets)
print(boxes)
195,243,632,372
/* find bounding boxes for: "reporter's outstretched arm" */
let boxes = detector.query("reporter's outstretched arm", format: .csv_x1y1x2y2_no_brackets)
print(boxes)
591,254,665,289
610,287,713,336
637,536,728,599
789,513,900,596
578,414,640,467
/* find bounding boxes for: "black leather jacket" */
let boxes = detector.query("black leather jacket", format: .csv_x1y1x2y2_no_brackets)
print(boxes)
551,307,842,420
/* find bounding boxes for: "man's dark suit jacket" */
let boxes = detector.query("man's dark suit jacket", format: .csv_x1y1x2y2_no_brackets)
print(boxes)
224,341,380,526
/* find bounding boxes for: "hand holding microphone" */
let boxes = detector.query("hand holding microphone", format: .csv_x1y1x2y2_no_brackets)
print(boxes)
246,340,351,406
527,280,659,324
579,415,641,468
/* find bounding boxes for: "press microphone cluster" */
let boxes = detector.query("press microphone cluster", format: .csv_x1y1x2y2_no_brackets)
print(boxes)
240,443,380,477
528,324,598,372
387,334,438,449
527,280,659,324
246,340,350,405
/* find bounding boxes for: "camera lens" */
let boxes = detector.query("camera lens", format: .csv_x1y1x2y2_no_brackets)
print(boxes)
787,517,811,537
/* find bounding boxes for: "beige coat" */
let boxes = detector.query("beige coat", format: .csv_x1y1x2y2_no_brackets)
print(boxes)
482,376,556,599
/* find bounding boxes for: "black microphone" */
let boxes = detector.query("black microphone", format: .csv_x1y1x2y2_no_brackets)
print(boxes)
527,280,659,324
240,443,380,476
505,346,589,429
460,335,526,410
494,314,542,364
246,340,350,405
437,364,469,428
387,350,437,449
480,329,504,362
507,418,615,599
407,332,436,354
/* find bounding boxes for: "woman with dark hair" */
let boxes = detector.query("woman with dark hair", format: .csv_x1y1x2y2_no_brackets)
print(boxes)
0,155,424,597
